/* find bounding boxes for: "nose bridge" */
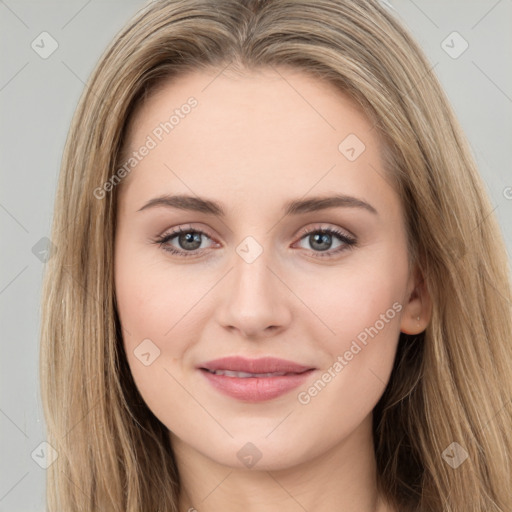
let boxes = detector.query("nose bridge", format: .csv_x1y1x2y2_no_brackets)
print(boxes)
232,238,278,308
234,245,271,294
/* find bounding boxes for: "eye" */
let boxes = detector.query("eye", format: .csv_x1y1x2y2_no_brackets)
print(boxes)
153,226,217,257
294,226,357,258
152,224,357,259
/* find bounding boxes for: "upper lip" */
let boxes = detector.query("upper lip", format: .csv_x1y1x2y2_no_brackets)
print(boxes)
198,356,314,374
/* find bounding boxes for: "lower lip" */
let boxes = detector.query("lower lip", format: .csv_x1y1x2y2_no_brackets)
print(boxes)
199,369,315,402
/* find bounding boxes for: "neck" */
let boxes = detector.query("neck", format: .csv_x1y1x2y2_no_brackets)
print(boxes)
171,414,394,512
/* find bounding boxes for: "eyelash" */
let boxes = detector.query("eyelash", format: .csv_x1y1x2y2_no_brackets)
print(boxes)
152,225,357,259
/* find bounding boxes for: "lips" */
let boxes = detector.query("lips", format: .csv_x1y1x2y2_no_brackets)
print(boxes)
205,369,290,378
197,356,315,402
198,356,313,375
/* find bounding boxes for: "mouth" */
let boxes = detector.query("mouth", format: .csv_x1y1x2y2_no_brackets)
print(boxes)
201,369,307,378
197,356,315,402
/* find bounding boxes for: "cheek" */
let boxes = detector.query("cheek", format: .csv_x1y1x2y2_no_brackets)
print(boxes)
115,245,211,347
298,249,406,346
114,248,190,393
114,241,224,397
292,252,407,431
114,257,206,418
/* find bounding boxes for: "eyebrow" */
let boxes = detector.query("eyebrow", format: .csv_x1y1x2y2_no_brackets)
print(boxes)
137,193,378,216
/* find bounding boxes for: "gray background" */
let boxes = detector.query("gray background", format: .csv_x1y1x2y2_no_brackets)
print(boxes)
1,0,511,510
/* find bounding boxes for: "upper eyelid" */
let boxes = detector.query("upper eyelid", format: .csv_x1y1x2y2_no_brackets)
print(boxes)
161,225,218,243
299,224,355,239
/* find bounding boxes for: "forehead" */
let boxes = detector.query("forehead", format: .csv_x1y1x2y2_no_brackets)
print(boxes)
118,67,396,218
125,66,379,155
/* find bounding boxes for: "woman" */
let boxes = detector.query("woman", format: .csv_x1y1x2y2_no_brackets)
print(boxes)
40,0,512,510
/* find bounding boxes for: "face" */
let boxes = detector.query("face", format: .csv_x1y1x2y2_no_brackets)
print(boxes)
114,67,426,471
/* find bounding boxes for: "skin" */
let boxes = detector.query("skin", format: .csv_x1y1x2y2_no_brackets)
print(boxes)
114,66,431,512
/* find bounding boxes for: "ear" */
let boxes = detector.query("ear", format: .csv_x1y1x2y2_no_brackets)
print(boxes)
400,265,432,335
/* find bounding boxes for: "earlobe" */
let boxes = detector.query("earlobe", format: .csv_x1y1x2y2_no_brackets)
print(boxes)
400,313,426,335
400,268,432,335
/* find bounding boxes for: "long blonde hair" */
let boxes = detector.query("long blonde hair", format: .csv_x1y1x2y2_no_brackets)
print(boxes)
40,0,512,510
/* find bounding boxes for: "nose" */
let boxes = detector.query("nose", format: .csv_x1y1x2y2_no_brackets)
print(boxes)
215,246,292,339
